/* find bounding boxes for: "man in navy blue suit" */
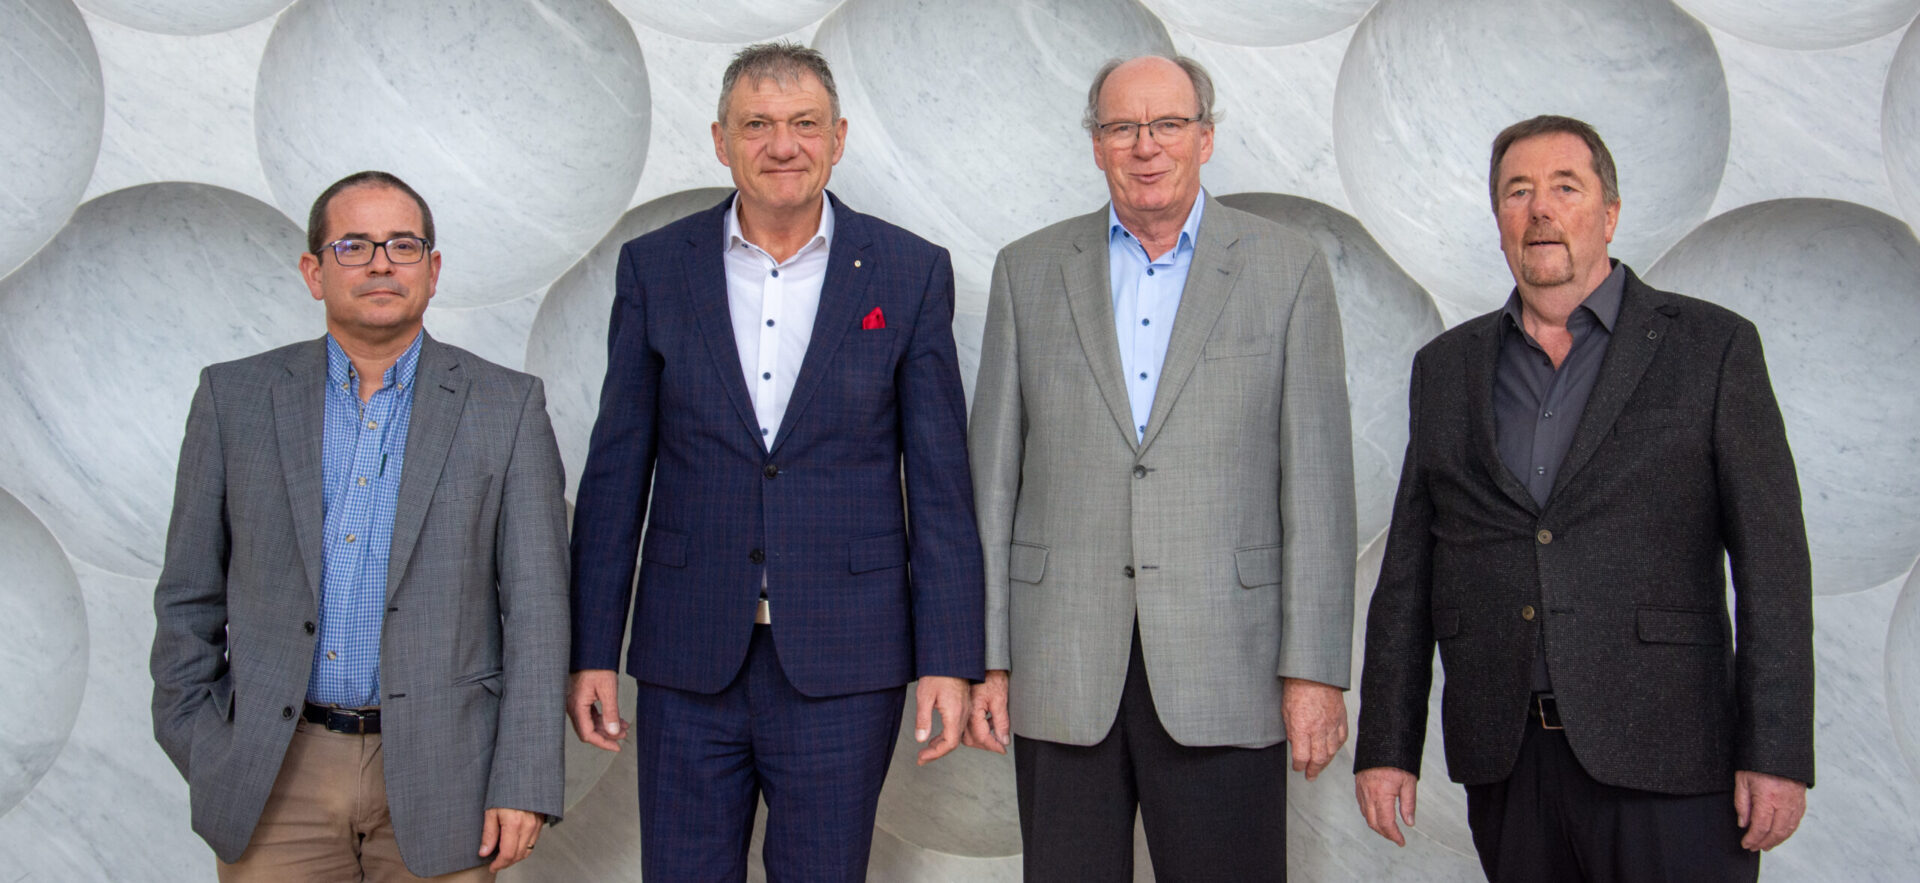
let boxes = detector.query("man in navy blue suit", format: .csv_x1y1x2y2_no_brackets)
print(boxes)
566,42,984,881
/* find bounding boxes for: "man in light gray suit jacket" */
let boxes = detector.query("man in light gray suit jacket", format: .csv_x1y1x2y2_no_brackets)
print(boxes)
965,56,1356,881
150,171,568,881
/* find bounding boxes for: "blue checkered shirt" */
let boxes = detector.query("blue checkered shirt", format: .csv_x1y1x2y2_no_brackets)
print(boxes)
308,333,422,707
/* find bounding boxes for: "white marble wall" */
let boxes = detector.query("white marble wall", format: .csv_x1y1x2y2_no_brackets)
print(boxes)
0,1,1915,880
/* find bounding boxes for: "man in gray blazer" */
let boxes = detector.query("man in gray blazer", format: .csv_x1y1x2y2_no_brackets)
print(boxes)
966,55,1356,881
150,171,569,881
1354,116,1812,881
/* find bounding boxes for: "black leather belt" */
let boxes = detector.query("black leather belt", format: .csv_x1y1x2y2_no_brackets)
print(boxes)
1534,694,1563,731
303,703,381,735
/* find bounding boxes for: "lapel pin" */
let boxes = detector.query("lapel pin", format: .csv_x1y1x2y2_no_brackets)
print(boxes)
853,259,862,268
1647,330,1659,340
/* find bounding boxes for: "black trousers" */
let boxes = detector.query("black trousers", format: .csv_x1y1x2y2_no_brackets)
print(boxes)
1464,710,1760,883
1014,625,1288,883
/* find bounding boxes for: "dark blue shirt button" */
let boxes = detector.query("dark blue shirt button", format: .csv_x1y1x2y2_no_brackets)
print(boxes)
1141,318,1150,326
762,372,771,379
766,319,775,327
771,269,780,277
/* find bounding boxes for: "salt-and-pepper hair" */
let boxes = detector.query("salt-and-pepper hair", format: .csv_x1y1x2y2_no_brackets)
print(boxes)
718,41,841,124
1081,54,1220,135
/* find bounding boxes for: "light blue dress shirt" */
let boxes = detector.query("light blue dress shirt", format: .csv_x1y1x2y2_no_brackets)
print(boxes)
1109,191,1206,443
309,332,421,707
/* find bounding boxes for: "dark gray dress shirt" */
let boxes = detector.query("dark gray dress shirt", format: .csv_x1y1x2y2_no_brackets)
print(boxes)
1494,260,1626,691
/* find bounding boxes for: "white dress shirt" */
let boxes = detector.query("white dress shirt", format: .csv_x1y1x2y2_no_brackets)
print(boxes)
723,194,835,449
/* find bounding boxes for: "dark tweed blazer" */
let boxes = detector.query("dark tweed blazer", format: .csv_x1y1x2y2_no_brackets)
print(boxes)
1355,265,1815,795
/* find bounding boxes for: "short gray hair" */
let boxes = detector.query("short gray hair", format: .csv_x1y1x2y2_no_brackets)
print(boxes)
718,41,840,124
1489,115,1620,212
1082,54,1220,135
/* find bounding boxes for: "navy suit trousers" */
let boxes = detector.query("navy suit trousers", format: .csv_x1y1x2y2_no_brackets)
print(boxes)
634,625,905,882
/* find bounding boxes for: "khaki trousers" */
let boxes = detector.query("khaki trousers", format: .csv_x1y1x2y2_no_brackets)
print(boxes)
217,720,493,883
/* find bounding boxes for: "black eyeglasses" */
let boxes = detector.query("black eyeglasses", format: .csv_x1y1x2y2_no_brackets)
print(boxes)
1096,115,1204,147
319,237,432,266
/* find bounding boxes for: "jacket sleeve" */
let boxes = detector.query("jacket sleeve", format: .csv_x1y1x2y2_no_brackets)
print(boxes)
1275,250,1358,687
897,247,986,680
968,250,1024,673
150,368,232,780
1713,319,1816,786
485,377,571,819
1354,354,1436,776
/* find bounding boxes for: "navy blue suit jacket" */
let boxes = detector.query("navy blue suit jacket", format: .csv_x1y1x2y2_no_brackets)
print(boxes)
570,192,985,697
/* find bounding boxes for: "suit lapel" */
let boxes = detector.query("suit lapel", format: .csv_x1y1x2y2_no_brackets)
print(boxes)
1062,209,1140,451
1548,273,1671,500
385,334,467,602
772,194,871,454
686,195,766,446
1139,202,1240,453
272,338,328,603
1464,314,1540,514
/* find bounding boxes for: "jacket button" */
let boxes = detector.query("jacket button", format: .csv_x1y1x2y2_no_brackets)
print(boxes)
304,621,316,635
282,706,294,720
764,464,779,478
749,549,766,564
1123,565,1135,578
1536,529,1553,545
1133,465,1147,478
1521,605,1536,621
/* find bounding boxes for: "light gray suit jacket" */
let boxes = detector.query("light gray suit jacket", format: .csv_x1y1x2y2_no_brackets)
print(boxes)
150,332,569,877
970,198,1356,747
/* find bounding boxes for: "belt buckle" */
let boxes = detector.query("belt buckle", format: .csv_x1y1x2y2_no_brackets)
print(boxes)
1536,694,1564,731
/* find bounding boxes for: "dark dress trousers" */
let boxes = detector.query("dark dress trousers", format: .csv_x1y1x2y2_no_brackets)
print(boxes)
1356,265,1814,797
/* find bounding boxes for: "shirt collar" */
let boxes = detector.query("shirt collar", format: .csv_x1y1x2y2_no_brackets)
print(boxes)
1502,259,1627,334
726,191,835,262
326,330,424,394
1108,189,1207,259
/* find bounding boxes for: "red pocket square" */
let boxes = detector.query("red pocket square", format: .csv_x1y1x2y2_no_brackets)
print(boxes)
861,307,885,330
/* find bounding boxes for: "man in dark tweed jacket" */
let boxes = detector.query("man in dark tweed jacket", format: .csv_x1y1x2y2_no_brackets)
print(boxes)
1353,116,1814,882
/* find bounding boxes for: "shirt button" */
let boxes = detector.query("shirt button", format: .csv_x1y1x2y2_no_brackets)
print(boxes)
1139,372,1148,380
1123,565,1135,578
1138,425,1146,435
771,269,780,278
1141,318,1150,326
366,420,377,429
327,650,337,660
1537,529,1554,545
749,549,766,564
1535,466,1546,475
761,427,769,436
345,534,356,544
762,372,771,380
1133,465,1147,478
357,476,368,486
766,319,775,327
1521,605,1537,621
1543,410,1554,419
1146,268,1155,276
764,464,779,478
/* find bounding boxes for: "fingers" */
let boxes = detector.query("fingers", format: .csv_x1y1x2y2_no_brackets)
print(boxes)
917,679,967,765
990,689,1011,747
567,671,623,752
478,810,499,859
1291,734,1312,774
963,690,1005,754
1740,794,1779,852
484,809,542,872
1733,774,1752,829
1354,779,1406,847
914,684,936,745
1398,772,1417,828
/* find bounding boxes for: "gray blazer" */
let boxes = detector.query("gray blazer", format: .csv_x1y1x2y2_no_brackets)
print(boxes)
969,198,1357,748
150,333,570,876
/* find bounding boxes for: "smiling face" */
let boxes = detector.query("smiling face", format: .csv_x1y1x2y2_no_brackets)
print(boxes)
299,184,439,346
1092,56,1214,229
712,70,846,220
1494,131,1620,295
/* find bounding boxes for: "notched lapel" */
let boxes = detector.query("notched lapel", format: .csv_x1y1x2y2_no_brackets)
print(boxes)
685,215,765,446
1062,218,1139,451
385,338,468,602
1548,286,1672,500
1464,317,1539,514
273,339,328,603
771,207,871,454
1138,216,1241,452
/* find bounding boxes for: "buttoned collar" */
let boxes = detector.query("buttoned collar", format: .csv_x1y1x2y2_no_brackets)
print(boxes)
726,192,835,264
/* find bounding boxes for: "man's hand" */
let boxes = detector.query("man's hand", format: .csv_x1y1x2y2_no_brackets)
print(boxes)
1282,677,1347,780
567,669,627,751
1355,766,1418,847
479,807,543,872
963,669,1011,754
914,676,970,765
1734,770,1807,851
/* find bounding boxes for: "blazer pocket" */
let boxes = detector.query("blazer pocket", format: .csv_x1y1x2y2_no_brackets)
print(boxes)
1636,607,1725,645
1613,407,1691,434
642,528,688,568
1235,544,1282,588
1009,542,1049,584
1432,607,1461,640
1205,336,1272,360
433,474,494,503
454,669,504,695
849,531,907,574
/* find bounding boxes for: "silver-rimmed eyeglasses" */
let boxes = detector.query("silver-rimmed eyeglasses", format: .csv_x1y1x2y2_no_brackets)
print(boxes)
1096,115,1203,147
320,237,432,266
